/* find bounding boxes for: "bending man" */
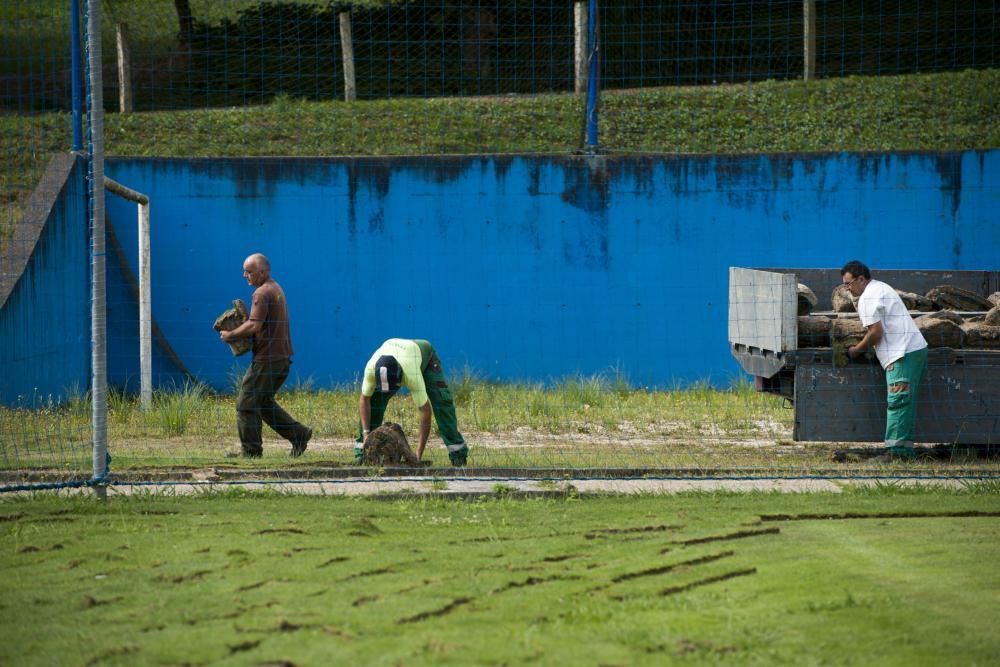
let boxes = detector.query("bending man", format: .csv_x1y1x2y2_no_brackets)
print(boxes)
357,338,469,466
842,260,928,458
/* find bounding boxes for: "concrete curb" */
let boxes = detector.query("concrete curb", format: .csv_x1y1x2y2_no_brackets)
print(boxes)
77,475,978,497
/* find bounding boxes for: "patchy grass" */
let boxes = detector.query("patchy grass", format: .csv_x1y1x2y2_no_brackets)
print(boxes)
48,69,1000,156
0,378,796,470
1,490,999,665
3,67,999,241
2,377,797,471
2,377,998,477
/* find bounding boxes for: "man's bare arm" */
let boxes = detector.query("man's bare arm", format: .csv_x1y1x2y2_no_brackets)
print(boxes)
416,402,432,460
849,320,883,358
358,394,372,444
220,318,262,342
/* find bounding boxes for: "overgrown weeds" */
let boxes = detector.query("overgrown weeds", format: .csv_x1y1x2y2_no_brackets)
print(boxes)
0,377,795,464
151,382,208,436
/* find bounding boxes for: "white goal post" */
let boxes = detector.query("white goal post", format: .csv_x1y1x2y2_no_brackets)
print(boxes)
104,176,152,411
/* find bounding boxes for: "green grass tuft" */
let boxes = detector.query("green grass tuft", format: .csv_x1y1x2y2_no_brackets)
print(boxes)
151,382,208,437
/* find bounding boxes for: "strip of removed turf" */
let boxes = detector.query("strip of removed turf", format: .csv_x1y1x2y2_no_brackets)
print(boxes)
2,487,998,665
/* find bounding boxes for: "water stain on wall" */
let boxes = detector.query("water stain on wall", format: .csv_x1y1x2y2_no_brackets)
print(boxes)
557,158,611,269
612,157,656,197
931,152,965,262
527,163,543,196
346,162,391,236
854,153,889,184
932,152,963,219
558,159,610,213
561,215,610,270
663,156,715,197
493,155,515,183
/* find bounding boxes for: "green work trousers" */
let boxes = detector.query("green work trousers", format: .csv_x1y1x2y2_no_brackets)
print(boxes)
356,340,467,463
884,347,928,449
237,358,309,456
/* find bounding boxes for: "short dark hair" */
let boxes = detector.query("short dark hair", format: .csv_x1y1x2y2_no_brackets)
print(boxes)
840,260,871,280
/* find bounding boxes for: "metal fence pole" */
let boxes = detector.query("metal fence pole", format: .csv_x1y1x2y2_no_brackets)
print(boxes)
86,0,109,497
585,0,600,150
71,0,83,151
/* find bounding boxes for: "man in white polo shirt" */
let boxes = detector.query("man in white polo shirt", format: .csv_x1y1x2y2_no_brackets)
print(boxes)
357,338,469,466
842,260,929,459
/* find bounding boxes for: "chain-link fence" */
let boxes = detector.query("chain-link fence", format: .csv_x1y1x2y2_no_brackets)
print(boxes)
7,2,999,110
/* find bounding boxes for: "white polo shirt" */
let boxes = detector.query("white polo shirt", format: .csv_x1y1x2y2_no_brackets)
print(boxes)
856,280,928,368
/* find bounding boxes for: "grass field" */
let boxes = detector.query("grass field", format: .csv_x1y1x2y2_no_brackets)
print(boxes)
2,487,999,665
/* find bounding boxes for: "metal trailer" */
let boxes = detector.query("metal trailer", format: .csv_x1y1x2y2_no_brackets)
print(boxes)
728,267,1000,444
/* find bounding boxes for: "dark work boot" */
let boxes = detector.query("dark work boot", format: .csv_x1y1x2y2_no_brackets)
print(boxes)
290,427,313,458
448,445,469,467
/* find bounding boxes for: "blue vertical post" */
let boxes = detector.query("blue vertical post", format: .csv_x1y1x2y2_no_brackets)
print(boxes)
585,0,600,150
71,0,83,151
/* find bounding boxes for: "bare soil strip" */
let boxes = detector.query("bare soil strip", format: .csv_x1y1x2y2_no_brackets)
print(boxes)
612,551,736,583
760,511,1000,521
658,569,759,596
397,597,473,624
672,527,781,545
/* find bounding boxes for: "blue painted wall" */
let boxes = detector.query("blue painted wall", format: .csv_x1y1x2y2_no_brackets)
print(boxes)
4,151,997,403
0,157,89,405
98,151,999,392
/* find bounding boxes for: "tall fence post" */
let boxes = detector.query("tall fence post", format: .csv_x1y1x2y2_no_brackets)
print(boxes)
803,0,816,81
116,22,133,113
339,10,356,102
86,0,109,498
71,0,83,151
585,0,600,150
574,2,588,94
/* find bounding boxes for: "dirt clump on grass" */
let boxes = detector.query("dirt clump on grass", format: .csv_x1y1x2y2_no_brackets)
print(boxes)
363,423,420,466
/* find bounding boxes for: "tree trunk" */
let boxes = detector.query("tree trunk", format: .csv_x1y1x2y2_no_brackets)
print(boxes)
174,0,193,49
462,8,496,81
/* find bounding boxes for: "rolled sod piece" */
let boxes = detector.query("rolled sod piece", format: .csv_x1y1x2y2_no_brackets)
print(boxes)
212,298,252,356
